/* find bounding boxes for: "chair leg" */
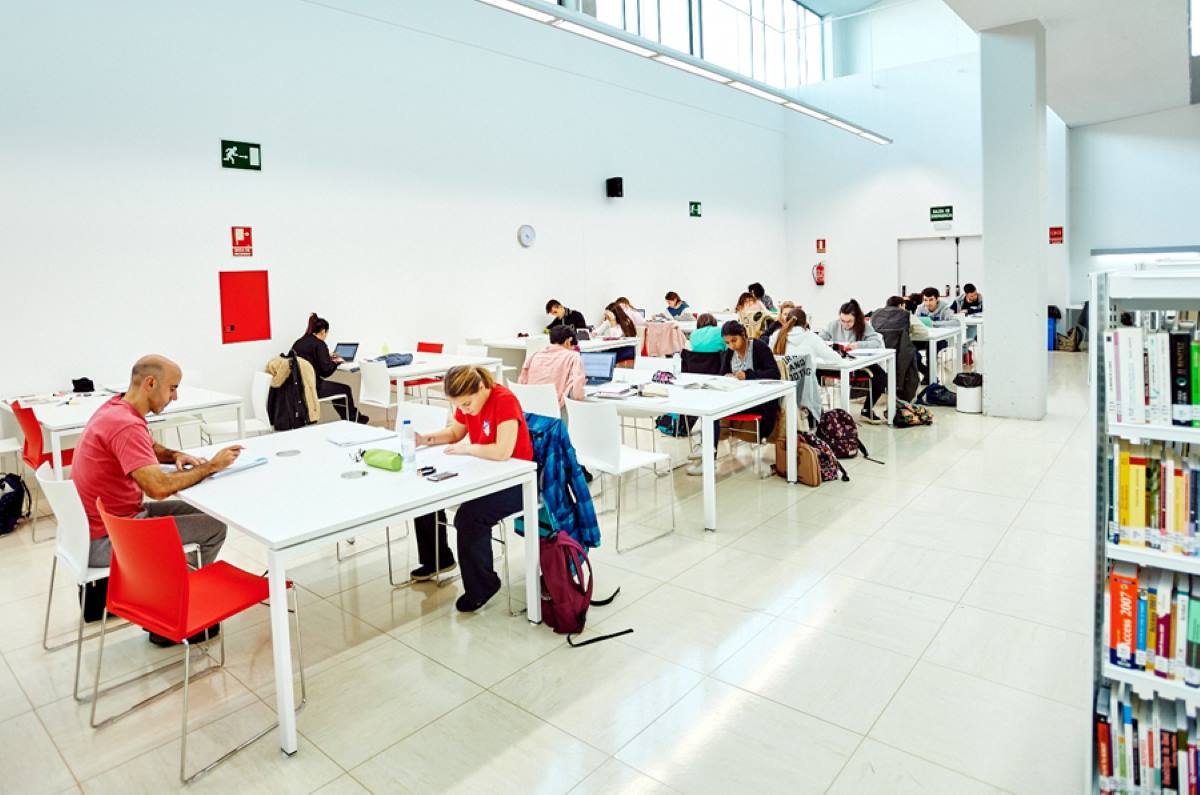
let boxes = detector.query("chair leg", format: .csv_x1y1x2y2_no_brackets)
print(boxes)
41,557,57,651
385,523,417,588
89,609,111,728
618,465,676,553
179,639,192,783
72,601,87,701
31,487,53,543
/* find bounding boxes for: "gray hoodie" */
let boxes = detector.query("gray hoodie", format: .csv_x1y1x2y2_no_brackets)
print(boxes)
916,298,957,327
819,319,884,349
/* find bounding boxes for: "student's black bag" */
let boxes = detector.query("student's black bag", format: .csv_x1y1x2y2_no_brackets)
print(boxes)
0,474,31,535
916,383,957,407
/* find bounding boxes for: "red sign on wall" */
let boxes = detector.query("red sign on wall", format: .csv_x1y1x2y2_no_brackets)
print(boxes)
1049,226,1064,245
232,226,253,256
816,239,826,254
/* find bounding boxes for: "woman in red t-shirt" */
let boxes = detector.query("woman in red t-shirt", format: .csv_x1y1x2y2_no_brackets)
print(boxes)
412,366,533,612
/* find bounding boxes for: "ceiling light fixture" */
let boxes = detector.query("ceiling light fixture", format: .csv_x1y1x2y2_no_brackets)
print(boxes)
728,81,787,104
784,101,829,120
824,117,863,134
552,19,656,57
653,54,732,83
858,131,890,145
476,0,556,23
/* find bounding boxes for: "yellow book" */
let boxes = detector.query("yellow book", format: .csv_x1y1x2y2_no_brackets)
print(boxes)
1148,588,1158,672
1130,445,1146,534
1177,469,1188,545
1118,443,1131,535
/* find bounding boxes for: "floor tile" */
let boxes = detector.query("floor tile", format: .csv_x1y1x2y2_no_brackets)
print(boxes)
1010,499,1092,540
493,640,703,753
989,528,1093,580
770,493,901,536
914,486,1027,527
587,535,720,583
873,512,1008,559
616,679,859,794
310,774,372,795
714,618,916,734
669,546,831,614
828,738,1005,794
568,758,676,794
834,537,985,601
351,692,606,793
0,655,31,723
962,560,1093,635
0,711,76,794
871,662,1088,794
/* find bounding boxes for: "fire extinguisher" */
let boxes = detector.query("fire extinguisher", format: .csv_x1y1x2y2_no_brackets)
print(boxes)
812,261,825,286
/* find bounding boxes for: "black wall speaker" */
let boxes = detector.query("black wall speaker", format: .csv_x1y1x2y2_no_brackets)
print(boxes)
606,177,624,198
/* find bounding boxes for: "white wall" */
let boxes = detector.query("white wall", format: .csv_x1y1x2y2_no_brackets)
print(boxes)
0,0,790,407
1045,108,1070,311
830,0,977,78
1068,103,1200,301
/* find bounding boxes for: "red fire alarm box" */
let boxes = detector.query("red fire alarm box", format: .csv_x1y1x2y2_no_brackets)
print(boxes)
219,270,271,344
232,226,253,256
1049,226,1064,245
816,238,826,254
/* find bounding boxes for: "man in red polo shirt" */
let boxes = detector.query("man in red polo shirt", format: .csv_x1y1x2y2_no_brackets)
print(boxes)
73,355,242,592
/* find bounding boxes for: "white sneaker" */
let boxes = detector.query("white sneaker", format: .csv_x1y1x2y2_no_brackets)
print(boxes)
687,449,703,461
686,461,704,476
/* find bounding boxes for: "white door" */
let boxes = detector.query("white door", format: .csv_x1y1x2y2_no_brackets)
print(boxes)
897,235,983,299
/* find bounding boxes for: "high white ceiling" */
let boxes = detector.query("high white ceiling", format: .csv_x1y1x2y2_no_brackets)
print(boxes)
942,0,1192,126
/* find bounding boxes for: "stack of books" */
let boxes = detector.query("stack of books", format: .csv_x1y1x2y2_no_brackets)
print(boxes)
1107,440,1200,555
1096,683,1198,794
1104,324,1200,427
1106,563,1200,680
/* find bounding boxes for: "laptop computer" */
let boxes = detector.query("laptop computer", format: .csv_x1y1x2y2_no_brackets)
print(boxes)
581,351,617,386
333,342,359,362
575,328,591,341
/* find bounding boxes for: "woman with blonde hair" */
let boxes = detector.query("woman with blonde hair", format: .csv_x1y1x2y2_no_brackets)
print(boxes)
411,366,533,612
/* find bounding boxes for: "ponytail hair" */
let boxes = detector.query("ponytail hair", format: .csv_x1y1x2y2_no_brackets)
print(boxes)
605,302,637,337
772,308,808,355
443,365,495,399
838,301,866,341
306,313,329,336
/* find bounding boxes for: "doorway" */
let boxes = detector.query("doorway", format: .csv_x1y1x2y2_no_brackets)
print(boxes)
897,235,983,300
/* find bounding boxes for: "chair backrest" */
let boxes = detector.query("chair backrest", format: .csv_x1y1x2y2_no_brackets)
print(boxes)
417,341,444,354
394,399,452,435
250,371,272,425
36,463,92,580
359,360,393,406
464,337,485,346
508,383,560,419
98,500,189,636
564,399,620,470
11,401,44,469
681,349,724,375
457,344,488,357
633,356,680,374
525,336,551,355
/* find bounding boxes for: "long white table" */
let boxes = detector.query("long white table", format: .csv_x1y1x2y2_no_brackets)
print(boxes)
919,325,964,386
601,371,798,531
483,336,636,353
338,351,502,379
815,349,898,424
177,421,539,756
2,387,245,478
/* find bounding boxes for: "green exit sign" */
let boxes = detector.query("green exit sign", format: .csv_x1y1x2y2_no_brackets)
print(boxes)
930,205,953,222
221,140,261,171
689,201,702,218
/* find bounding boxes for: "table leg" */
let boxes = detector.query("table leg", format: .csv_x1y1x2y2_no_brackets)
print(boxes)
927,339,939,386
702,416,716,531
51,432,64,479
886,358,896,424
785,392,797,484
523,474,541,624
236,404,246,440
267,550,298,755
839,371,851,413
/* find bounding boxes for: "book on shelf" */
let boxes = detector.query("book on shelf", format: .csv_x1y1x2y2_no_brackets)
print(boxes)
1107,439,1200,556
1104,324,1200,429
1096,682,1200,794
1106,562,1200,684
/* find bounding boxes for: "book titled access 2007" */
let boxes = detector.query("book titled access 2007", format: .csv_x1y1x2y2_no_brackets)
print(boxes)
1171,333,1192,426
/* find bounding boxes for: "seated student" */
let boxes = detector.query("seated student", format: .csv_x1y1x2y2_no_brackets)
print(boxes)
916,287,958,326
411,366,533,612
769,308,842,364
291,313,369,423
592,302,639,364
819,300,888,423
72,355,241,645
953,283,983,315
615,296,647,327
748,282,777,313
688,313,727,353
663,291,691,318
688,321,779,475
545,299,588,331
736,291,767,315
518,325,585,407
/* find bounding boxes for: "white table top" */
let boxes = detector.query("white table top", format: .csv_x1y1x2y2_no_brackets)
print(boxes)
921,325,963,342
177,421,536,551
599,371,796,418
811,349,895,371
961,315,984,326
484,336,636,353
3,387,242,433
340,352,501,378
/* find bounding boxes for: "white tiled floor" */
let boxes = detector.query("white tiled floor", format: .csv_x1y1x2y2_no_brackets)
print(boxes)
0,352,1094,793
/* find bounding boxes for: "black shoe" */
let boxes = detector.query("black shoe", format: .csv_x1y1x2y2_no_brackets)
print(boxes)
79,579,109,623
148,623,220,648
859,407,884,425
455,577,501,613
410,561,457,581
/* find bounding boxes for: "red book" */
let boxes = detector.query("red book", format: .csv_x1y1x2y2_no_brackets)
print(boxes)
1097,718,1113,779
1111,564,1139,667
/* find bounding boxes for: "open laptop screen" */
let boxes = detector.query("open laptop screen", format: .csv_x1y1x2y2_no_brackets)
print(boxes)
333,342,359,361
580,351,617,381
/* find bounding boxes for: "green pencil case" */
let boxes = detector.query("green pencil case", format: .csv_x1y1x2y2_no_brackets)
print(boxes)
363,449,403,472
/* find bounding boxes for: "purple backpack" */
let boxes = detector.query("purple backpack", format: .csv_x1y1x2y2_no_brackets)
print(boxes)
816,409,862,459
539,532,632,646
800,432,848,483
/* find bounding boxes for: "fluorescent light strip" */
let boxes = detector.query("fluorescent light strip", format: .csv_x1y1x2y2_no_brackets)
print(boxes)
784,101,829,120
824,117,863,134
552,19,656,57
858,131,890,145
653,54,732,83
476,0,556,23
728,81,787,104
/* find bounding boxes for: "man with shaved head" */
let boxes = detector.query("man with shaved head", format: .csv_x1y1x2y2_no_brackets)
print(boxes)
72,355,243,645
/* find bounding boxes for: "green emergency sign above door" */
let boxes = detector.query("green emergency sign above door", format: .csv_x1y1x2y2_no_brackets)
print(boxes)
930,205,953,222
221,140,261,171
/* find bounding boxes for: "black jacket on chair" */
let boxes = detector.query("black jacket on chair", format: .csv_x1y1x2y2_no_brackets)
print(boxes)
267,352,312,431
869,306,920,403
681,349,724,375
290,334,338,382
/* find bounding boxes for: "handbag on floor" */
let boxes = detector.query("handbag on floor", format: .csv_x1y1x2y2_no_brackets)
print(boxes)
773,432,847,485
0,474,30,535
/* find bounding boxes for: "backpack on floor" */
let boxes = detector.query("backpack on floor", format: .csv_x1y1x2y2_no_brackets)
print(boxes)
916,384,957,407
773,432,847,485
654,414,690,437
0,474,31,535
539,532,632,647
893,402,933,428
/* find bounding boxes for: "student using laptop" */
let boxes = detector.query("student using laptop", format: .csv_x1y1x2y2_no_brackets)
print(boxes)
545,299,587,332
291,313,368,423
411,366,533,613
580,352,618,386
518,326,586,406
592,302,638,365
332,342,359,362
664,291,691,318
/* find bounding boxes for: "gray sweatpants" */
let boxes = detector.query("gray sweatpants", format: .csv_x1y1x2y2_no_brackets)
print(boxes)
88,500,227,568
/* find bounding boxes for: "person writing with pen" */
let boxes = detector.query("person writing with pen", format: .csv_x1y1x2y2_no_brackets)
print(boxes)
408,365,533,613
72,355,242,646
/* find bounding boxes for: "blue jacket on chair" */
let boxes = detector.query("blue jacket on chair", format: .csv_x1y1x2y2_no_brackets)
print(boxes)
524,413,600,551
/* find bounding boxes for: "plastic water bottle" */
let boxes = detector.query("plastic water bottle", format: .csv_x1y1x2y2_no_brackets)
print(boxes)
382,341,390,355
400,420,416,470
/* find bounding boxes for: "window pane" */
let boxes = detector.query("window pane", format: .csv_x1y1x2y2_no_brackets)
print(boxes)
593,0,625,28
764,12,785,86
660,0,692,52
701,0,752,75
804,8,822,83
640,0,660,41
624,0,639,33
783,1,799,89
752,17,766,81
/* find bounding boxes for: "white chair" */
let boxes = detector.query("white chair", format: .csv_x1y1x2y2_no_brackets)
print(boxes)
200,372,273,443
508,383,560,420
566,399,674,553
525,335,551,358
358,360,399,427
622,357,681,461
633,356,681,375
458,343,488,357
0,437,19,475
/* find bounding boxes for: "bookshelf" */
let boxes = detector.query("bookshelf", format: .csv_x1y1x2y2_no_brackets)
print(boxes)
1092,269,1200,793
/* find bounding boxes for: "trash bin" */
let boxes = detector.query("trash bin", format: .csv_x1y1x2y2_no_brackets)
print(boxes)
1046,317,1056,350
954,372,983,414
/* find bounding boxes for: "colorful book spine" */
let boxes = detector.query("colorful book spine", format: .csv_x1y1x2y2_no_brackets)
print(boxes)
1111,563,1139,668
1193,338,1200,428
1173,332,1193,426
1178,576,1191,680
1189,576,1200,687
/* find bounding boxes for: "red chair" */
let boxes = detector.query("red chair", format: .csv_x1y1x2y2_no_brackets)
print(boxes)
722,412,765,477
404,340,444,402
13,401,75,542
90,501,306,783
